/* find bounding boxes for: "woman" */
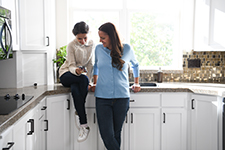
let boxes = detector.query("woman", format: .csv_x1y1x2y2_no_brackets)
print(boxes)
92,22,141,150
59,21,94,142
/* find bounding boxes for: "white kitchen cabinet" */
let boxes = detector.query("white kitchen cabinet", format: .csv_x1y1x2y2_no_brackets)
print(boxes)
161,108,186,150
161,93,187,150
127,92,187,150
127,93,161,150
18,0,52,50
36,97,47,150
73,108,99,150
70,93,103,150
46,94,71,150
194,0,225,51
190,94,218,150
0,126,14,150
13,106,38,150
128,108,160,150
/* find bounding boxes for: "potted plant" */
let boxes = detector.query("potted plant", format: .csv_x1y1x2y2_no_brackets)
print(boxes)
52,45,67,82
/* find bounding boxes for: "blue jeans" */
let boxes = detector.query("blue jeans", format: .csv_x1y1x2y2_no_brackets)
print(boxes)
60,71,89,124
96,97,129,150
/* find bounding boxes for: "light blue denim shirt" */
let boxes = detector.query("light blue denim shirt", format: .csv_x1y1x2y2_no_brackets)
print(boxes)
93,44,139,99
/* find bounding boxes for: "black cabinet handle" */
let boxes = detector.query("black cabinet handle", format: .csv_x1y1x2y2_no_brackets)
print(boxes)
41,106,47,110
46,36,49,46
94,113,96,124
44,120,48,131
131,113,133,123
67,99,70,110
191,99,195,109
27,119,34,135
125,114,127,123
163,113,166,123
130,99,135,102
2,142,14,150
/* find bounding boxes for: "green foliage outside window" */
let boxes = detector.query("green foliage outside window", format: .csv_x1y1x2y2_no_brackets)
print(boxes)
130,12,174,67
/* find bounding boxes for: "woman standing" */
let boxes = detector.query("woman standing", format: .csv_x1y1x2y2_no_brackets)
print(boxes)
59,21,94,142
92,22,141,150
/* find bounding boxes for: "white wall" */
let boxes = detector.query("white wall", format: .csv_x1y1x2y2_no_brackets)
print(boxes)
55,0,69,49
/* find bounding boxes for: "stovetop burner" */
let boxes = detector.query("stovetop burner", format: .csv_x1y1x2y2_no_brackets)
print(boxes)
0,94,34,115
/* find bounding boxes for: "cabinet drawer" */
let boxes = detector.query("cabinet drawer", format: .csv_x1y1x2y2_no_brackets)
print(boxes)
130,93,160,107
162,93,186,107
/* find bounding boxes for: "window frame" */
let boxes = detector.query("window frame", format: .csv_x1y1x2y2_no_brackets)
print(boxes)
68,0,194,72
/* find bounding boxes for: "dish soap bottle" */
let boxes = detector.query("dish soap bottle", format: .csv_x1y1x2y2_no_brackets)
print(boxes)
157,67,163,83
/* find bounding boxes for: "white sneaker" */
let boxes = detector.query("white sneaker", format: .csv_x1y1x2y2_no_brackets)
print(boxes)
77,126,90,142
74,111,80,129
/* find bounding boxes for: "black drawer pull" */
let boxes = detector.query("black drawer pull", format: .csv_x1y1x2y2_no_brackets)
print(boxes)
163,113,166,123
130,99,135,102
67,99,70,110
2,142,14,150
44,120,48,131
27,119,34,135
41,106,47,110
191,99,195,109
131,113,133,123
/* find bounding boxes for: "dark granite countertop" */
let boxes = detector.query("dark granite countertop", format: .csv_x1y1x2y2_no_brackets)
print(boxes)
1,82,225,134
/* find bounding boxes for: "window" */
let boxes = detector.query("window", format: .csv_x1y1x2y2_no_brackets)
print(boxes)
69,0,193,71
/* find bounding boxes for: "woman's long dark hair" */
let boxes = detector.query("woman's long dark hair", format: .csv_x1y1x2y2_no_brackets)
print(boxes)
99,22,125,71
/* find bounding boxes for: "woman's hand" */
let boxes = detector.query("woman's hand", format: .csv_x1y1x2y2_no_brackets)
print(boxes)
132,85,141,93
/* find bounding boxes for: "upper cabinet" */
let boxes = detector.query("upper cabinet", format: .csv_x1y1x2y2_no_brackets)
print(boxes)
18,0,53,50
194,0,225,51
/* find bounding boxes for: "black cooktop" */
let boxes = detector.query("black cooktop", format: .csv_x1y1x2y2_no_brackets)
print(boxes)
0,94,34,115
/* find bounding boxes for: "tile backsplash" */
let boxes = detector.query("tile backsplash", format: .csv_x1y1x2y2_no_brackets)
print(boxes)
131,51,225,84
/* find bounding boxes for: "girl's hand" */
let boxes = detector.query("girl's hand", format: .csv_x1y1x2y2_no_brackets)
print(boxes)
76,68,83,75
91,85,96,92
88,85,92,91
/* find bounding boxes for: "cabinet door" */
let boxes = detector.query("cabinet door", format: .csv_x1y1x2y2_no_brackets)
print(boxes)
19,0,48,50
0,126,14,150
36,98,47,150
73,108,99,150
46,94,70,150
129,108,160,150
191,94,218,150
13,108,37,150
161,108,187,150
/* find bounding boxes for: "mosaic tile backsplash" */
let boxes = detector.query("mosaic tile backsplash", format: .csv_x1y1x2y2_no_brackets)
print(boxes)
131,51,225,84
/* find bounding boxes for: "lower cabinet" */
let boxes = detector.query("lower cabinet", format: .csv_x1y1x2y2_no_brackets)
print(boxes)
190,94,218,150
127,108,160,150
0,126,14,150
13,106,38,150
36,98,47,150
0,91,220,150
125,92,188,150
46,94,71,150
161,108,187,150
70,93,105,150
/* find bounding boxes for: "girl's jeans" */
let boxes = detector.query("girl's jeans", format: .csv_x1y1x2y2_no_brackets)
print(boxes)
60,71,89,124
96,97,129,150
